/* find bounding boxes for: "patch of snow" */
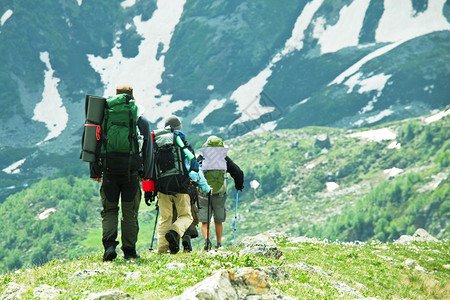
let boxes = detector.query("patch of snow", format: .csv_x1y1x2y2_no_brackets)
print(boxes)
33,52,68,145
365,109,394,124
359,96,377,114
121,0,136,9
281,0,324,56
358,73,391,94
384,167,402,177
87,0,188,124
349,128,396,142
387,141,401,149
38,208,56,220
306,164,315,169
344,72,392,101
424,85,434,93
344,72,363,93
230,68,276,126
207,85,214,91
326,182,339,192
424,108,450,124
229,0,323,126
330,41,404,86
192,98,226,124
313,0,371,54
3,159,26,174
376,0,450,43
250,180,260,189
353,119,364,127
76,0,82,6
1,9,13,26
299,98,309,105
243,121,278,136
330,0,450,87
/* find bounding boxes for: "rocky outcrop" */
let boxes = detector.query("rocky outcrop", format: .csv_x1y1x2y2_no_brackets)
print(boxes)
1,283,63,300
394,228,440,244
82,289,130,300
314,134,331,149
33,284,63,299
170,267,292,300
1,282,26,300
237,232,283,259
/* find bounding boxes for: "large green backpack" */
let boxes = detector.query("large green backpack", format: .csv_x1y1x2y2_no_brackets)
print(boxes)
100,94,141,175
202,137,228,194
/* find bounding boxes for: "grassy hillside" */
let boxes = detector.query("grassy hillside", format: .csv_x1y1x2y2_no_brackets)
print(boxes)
0,176,160,273
226,109,449,244
0,236,449,299
0,109,448,273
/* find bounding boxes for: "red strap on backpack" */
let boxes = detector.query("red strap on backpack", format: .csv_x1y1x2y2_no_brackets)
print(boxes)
85,124,101,140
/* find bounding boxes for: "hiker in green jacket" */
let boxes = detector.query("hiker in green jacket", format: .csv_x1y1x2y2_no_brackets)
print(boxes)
197,136,244,250
90,85,154,261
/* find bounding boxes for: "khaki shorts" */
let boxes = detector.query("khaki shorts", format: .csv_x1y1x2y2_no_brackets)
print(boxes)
198,193,227,223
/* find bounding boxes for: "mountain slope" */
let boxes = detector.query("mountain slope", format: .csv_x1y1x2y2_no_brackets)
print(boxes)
231,108,449,242
0,108,448,273
0,0,449,172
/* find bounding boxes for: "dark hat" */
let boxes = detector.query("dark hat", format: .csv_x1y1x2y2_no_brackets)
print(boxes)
165,115,182,130
116,85,134,99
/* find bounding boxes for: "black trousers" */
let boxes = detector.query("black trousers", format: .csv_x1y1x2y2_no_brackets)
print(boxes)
100,173,141,250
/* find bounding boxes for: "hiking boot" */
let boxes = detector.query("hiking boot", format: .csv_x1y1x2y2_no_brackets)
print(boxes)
102,246,117,262
123,249,140,260
215,243,222,249
165,230,180,254
182,235,192,252
203,239,212,251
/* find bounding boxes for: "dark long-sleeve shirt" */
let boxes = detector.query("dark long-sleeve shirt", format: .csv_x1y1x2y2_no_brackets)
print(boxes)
225,156,244,190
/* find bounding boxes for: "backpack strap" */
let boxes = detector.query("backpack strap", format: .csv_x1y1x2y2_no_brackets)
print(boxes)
127,109,133,181
126,102,140,181
101,107,110,171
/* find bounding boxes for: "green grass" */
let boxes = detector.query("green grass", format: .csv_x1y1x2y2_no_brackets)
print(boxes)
1,237,448,299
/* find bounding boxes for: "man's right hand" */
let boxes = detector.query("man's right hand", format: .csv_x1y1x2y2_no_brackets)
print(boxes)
92,177,102,183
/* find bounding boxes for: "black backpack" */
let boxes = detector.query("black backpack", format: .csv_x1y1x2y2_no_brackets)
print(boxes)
153,127,189,194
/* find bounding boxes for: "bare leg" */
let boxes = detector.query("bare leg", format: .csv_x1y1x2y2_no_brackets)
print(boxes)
201,222,209,239
215,222,223,244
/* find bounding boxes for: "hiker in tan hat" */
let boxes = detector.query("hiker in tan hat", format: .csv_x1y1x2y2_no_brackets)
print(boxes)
90,85,154,261
115,85,134,99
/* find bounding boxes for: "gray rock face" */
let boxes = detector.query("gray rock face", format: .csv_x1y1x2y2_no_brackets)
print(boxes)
1,283,63,300
170,267,293,300
394,228,439,245
1,282,26,300
314,134,331,149
82,289,130,300
238,232,283,259
33,284,63,299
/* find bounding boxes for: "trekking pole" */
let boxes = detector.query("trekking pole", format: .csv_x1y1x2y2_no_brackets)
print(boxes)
149,201,159,251
233,191,239,244
206,191,211,251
